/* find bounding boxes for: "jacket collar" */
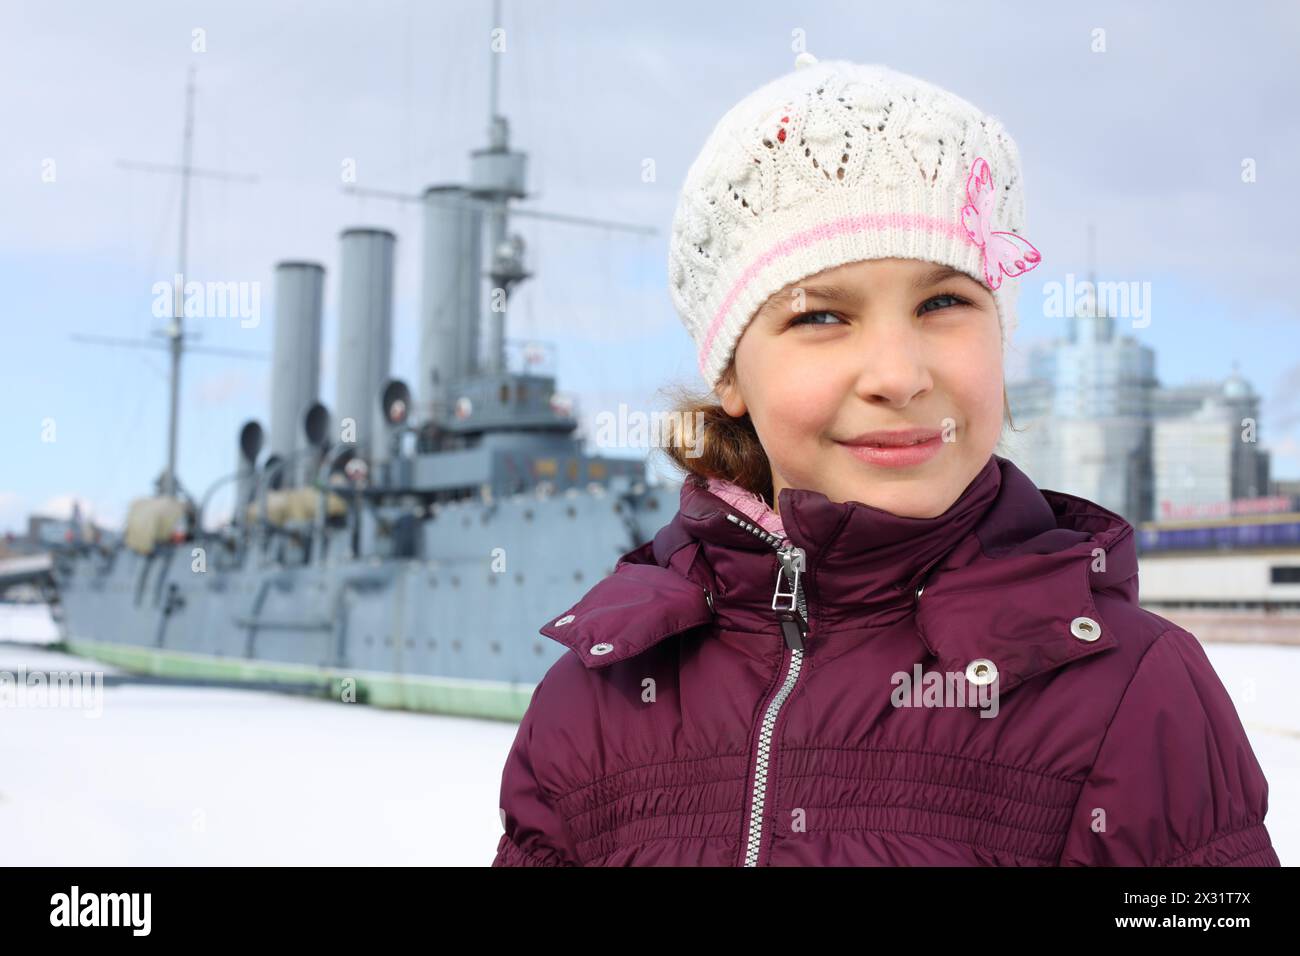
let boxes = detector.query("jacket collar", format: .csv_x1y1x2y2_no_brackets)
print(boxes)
539,455,1137,694
682,454,1005,634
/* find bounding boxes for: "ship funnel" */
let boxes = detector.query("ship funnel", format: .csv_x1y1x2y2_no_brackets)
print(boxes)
335,228,396,468
269,261,325,485
234,420,264,522
419,186,482,428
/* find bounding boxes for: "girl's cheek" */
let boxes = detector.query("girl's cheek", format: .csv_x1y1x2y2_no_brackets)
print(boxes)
937,333,1000,397
956,377,1004,452
765,377,841,435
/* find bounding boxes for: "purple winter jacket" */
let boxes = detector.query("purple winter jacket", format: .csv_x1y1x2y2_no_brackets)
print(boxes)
492,454,1280,866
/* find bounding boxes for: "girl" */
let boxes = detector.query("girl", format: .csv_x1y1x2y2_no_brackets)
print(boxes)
492,54,1279,866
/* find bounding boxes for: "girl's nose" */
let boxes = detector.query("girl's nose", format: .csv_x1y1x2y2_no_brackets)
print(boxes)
850,323,933,407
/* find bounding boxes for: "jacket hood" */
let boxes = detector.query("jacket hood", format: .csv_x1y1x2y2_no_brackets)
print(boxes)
539,455,1138,694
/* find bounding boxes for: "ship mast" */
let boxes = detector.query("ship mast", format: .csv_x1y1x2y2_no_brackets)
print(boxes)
108,68,260,499
482,0,523,376
164,68,197,498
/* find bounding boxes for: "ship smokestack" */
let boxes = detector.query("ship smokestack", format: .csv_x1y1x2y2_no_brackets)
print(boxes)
419,185,482,428
269,261,325,486
335,228,396,468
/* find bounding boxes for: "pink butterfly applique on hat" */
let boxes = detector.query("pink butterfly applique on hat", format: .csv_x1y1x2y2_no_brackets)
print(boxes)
961,156,1041,290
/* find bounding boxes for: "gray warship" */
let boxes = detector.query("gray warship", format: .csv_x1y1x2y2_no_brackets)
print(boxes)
49,29,675,721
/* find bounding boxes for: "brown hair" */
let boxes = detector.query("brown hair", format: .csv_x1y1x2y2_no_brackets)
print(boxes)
656,360,1020,509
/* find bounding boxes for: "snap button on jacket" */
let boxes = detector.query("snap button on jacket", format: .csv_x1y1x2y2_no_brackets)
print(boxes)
492,455,1280,867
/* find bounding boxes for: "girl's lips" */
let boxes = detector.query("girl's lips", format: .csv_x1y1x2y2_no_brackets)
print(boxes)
836,434,944,469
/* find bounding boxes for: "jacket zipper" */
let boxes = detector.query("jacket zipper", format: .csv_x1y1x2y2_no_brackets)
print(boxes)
723,512,809,867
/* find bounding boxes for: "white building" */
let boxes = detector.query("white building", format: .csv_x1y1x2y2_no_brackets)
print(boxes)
1006,296,1269,525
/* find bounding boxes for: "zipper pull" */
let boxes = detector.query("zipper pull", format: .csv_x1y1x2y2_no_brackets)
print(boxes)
777,610,807,650
772,545,807,650
771,545,805,610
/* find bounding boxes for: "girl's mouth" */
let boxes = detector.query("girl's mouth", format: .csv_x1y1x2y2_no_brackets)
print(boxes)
836,434,944,468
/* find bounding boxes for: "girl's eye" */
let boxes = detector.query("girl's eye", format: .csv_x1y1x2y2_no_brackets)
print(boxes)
787,294,973,328
787,310,844,328
918,293,970,315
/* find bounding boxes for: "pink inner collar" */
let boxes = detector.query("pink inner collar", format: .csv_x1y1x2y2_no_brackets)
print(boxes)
705,476,787,539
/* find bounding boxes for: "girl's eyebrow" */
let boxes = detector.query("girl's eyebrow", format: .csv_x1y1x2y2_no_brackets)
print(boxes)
909,265,978,291
759,266,979,318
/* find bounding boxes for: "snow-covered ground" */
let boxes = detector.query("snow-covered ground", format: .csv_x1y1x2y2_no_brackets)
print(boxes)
2,603,1296,865
1,601,65,645
0,604,516,865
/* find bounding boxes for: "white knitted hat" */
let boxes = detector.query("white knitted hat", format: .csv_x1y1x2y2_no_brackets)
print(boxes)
668,53,1042,390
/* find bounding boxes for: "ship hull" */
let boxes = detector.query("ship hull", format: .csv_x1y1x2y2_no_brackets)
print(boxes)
54,486,675,721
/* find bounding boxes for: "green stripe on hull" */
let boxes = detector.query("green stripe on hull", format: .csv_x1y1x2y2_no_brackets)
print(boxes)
63,640,532,722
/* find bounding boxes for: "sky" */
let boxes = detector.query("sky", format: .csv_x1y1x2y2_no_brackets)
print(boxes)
2,0,1298,533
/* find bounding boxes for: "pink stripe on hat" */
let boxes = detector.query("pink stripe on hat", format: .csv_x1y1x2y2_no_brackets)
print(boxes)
697,212,974,376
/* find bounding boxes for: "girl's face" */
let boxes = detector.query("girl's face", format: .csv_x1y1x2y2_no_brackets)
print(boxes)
717,257,1004,519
